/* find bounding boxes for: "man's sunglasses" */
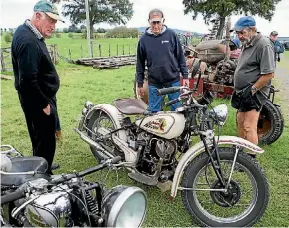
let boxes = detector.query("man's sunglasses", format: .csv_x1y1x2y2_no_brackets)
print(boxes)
149,18,164,24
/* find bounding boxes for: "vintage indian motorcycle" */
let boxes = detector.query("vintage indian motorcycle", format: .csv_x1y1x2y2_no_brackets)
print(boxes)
0,145,147,227
75,78,269,226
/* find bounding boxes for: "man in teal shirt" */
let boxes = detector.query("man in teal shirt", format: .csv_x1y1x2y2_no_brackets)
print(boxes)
269,31,285,65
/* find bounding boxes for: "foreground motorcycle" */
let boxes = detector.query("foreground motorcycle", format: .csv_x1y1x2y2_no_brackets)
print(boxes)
0,145,147,227
76,76,269,226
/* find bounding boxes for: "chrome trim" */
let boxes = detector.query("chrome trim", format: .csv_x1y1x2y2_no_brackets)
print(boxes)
107,187,147,227
74,128,114,158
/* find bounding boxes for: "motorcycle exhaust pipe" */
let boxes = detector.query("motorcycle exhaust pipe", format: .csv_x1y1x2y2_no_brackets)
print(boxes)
74,128,114,159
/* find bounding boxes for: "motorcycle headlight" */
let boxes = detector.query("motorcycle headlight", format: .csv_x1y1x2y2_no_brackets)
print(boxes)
102,186,147,227
85,101,93,109
210,104,228,126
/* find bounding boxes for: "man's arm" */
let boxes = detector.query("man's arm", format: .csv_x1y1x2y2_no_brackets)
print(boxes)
274,40,285,54
136,39,146,87
252,44,275,92
174,34,188,79
17,40,49,109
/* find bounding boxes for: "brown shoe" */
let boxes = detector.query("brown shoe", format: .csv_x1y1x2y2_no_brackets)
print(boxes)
56,130,62,139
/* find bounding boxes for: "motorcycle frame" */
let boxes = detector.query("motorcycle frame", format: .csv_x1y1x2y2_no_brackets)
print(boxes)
78,100,265,202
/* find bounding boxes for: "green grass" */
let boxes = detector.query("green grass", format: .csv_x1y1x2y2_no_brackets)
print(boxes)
1,32,138,60
1,58,289,226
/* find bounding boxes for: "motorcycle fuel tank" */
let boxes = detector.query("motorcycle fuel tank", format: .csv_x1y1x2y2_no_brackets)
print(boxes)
24,185,72,227
135,112,186,139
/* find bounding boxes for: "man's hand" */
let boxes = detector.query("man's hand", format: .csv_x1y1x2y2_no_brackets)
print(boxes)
43,104,51,115
137,87,144,97
183,79,190,87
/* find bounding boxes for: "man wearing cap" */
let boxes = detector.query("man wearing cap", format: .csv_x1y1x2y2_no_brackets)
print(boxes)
136,9,189,112
269,31,285,65
11,0,63,174
230,16,275,151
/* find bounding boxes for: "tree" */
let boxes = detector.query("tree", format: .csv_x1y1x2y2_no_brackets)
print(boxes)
61,0,133,38
182,0,282,39
105,26,139,38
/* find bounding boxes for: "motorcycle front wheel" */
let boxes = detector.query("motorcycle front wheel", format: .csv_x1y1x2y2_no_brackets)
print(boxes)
181,147,269,227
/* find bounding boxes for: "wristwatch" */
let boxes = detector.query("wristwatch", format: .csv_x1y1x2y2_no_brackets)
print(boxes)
251,86,258,94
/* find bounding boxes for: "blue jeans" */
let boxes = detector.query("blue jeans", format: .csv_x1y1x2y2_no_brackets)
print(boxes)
148,81,181,112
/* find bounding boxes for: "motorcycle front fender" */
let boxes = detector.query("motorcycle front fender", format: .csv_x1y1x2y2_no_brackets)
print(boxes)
170,135,264,199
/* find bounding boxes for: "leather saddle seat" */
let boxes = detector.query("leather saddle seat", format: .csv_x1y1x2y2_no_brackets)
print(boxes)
114,98,148,115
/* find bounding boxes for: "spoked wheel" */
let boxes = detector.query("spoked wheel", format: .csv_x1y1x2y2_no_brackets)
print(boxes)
87,110,118,161
181,147,269,227
236,99,284,145
257,100,284,145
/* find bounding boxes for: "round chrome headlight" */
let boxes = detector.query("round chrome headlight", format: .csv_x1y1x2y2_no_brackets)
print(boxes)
211,104,228,126
85,101,93,109
102,185,147,227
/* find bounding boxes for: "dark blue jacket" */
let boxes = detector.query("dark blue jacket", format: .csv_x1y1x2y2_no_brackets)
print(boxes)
136,26,188,87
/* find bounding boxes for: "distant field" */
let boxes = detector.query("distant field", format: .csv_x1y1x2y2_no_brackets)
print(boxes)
1,32,138,60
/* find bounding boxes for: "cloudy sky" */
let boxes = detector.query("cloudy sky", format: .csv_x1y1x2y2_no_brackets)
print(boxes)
1,0,289,36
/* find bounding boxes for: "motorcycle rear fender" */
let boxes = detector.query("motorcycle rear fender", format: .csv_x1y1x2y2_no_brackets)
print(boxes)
170,135,264,199
85,104,128,142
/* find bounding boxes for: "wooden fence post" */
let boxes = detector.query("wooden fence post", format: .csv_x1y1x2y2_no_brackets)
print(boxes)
55,44,59,64
99,44,102,57
0,50,6,72
109,44,111,57
128,44,131,55
81,44,83,58
117,44,119,56
122,44,125,55
69,49,72,61
91,41,94,58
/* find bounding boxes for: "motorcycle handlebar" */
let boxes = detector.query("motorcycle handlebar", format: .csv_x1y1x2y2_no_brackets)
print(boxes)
49,156,122,185
1,189,26,205
157,86,181,96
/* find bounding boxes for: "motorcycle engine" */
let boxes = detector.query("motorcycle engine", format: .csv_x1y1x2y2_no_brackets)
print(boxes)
23,179,73,227
154,139,176,161
137,133,177,181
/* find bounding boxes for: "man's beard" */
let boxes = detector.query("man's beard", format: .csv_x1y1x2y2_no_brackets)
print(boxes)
242,32,256,45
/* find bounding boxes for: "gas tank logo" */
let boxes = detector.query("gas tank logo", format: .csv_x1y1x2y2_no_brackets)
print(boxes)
144,118,167,132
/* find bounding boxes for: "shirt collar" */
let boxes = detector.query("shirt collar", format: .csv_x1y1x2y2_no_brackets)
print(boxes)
25,19,44,40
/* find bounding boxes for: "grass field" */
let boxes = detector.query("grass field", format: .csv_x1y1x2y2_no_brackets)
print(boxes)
1,35,289,226
1,32,138,60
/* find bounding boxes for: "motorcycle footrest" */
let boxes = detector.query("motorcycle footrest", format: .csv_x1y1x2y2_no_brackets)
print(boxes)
128,172,158,186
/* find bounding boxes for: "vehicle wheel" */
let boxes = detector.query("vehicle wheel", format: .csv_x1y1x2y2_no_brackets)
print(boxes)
87,110,118,161
257,101,284,145
181,147,269,227
236,99,284,145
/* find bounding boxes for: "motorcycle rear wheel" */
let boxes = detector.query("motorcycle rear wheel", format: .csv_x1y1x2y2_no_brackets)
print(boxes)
181,147,269,227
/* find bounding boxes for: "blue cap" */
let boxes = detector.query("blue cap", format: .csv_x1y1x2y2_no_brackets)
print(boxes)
230,16,256,32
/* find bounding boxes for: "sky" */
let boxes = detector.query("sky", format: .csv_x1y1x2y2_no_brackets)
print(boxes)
1,0,289,37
